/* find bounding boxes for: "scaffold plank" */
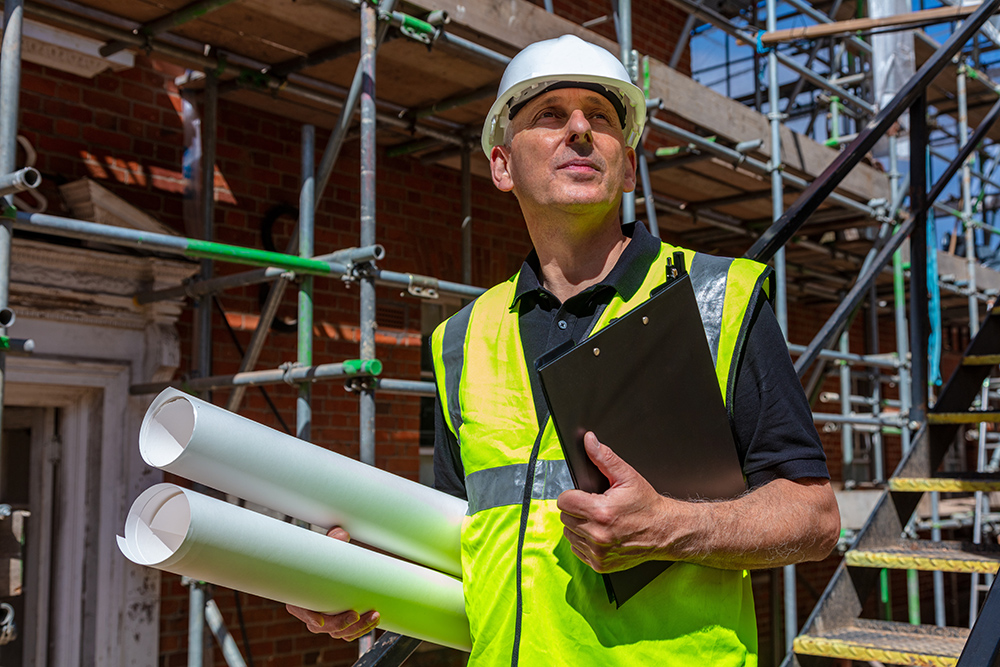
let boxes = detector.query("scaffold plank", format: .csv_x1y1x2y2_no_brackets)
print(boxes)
408,0,891,204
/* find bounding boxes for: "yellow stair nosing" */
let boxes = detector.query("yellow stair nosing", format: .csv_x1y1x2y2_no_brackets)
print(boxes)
961,354,1000,365
927,411,1000,424
794,634,960,667
889,477,1000,492
845,549,1000,574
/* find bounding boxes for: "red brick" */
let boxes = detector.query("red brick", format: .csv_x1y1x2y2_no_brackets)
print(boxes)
21,74,56,97
82,89,130,117
81,126,132,152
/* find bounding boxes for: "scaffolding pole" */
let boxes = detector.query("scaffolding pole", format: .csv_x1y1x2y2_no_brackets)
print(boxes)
359,0,377,469
0,0,24,498
617,0,636,225
357,3,378,656
890,135,913,456
186,67,218,667
299,124,315,443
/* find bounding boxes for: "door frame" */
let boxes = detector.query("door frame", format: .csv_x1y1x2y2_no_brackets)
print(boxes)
7,356,160,667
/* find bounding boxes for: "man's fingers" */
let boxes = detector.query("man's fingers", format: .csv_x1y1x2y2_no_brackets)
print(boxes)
341,611,381,641
324,610,365,634
286,604,379,640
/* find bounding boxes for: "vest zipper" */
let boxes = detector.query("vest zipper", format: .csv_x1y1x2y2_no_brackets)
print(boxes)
510,421,547,667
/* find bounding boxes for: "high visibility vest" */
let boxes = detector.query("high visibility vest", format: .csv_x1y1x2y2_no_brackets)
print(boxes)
432,242,773,667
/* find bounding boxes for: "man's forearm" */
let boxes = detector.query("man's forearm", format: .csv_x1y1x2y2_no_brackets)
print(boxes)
558,435,840,574
660,477,840,570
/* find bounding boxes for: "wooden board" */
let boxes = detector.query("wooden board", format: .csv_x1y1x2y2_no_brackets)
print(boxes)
406,0,890,204
68,0,189,24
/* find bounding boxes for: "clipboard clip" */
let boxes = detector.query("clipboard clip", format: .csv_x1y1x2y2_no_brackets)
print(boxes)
666,251,687,283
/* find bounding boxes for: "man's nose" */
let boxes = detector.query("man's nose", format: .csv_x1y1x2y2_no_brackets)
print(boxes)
566,109,593,145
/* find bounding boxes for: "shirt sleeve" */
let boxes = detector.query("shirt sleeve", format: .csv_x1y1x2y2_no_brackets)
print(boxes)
433,391,468,500
732,301,830,488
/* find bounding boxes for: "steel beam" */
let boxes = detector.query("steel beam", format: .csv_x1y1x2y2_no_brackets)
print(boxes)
910,94,930,424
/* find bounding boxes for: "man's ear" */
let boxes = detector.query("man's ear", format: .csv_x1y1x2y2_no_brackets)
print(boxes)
490,145,514,193
622,146,638,194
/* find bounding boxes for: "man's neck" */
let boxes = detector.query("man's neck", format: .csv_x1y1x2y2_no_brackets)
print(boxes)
525,207,629,304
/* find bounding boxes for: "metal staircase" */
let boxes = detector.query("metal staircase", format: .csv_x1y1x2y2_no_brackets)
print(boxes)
789,305,1000,666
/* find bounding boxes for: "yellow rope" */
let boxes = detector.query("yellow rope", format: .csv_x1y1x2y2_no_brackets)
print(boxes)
794,635,958,666
846,550,1000,574
889,478,1000,492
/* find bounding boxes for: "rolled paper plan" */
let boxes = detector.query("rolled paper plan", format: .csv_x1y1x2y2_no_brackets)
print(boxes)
140,388,465,576
118,484,471,650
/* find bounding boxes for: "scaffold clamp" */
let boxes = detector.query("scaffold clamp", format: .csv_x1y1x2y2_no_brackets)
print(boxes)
407,274,439,300
279,361,301,387
345,376,377,393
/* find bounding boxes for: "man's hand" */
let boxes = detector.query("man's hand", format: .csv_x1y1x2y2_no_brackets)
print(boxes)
557,432,840,573
557,432,681,573
285,527,381,641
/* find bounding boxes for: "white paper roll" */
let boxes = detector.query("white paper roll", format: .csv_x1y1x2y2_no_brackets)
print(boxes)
119,484,471,650
140,388,466,577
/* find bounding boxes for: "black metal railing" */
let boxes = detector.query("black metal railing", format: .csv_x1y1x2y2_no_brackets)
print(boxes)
957,575,1000,667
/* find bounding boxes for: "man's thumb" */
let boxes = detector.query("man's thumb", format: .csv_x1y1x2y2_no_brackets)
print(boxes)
584,431,635,486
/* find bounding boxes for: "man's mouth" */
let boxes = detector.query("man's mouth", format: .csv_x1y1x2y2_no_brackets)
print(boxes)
558,159,601,172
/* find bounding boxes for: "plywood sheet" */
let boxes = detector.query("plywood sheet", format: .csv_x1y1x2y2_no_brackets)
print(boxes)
685,157,768,193
170,6,332,64
68,0,189,24
647,166,743,203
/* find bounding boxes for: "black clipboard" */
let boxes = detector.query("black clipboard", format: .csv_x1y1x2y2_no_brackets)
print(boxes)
536,260,746,607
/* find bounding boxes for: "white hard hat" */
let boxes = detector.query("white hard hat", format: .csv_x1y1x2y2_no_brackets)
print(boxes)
481,34,646,156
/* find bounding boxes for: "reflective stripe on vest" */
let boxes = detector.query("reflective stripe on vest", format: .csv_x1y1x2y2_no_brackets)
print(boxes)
431,244,771,667
466,459,572,514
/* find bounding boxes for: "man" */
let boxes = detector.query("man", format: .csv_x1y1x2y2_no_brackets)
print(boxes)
290,34,840,665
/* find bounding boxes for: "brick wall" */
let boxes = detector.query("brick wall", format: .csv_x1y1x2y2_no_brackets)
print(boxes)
12,11,897,666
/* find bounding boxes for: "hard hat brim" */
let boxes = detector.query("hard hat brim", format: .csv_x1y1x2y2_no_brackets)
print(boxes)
480,72,646,157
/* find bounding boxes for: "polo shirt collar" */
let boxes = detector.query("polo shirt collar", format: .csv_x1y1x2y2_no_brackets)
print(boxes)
511,221,661,308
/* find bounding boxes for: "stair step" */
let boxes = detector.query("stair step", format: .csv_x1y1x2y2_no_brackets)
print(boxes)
962,354,1000,366
846,540,1000,573
889,477,1000,492
794,619,969,666
927,411,1000,424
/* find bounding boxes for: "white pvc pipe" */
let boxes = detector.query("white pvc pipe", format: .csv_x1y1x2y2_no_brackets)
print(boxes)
118,484,470,650
139,388,466,577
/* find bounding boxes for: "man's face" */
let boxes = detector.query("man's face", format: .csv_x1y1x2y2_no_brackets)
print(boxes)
489,88,637,218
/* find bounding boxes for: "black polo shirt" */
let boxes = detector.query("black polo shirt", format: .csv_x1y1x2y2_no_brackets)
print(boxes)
433,222,829,498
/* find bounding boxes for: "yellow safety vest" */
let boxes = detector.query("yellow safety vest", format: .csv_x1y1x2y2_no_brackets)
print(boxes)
432,242,772,667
